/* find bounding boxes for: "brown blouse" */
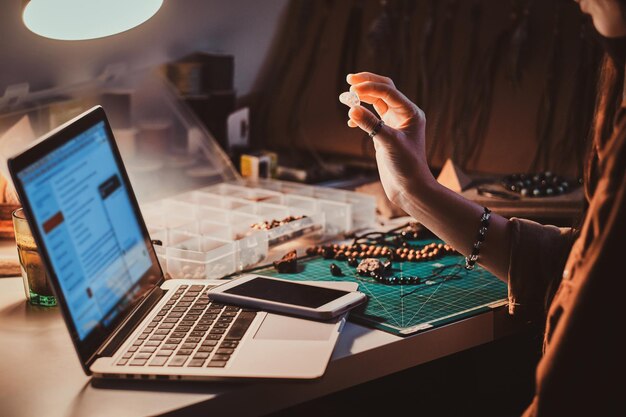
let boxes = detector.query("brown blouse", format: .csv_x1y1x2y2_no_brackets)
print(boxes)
508,108,626,415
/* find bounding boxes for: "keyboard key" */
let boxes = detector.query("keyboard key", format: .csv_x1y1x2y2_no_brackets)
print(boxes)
122,352,133,359
193,352,210,359
193,325,210,332
186,336,202,343
174,327,191,333
158,323,175,330
199,319,214,325
154,329,170,335
225,311,256,341
132,340,143,346
146,322,158,328
216,348,234,355
140,347,157,353
212,354,230,361
220,341,238,348
135,352,152,359
167,312,183,318
225,306,240,312
149,356,168,366
127,346,139,352
171,332,187,338
180,320,196,327
152,315,164,322
190,285,205,291
197,346,214,352
130,359,148,366
206,334,223,340
168,356,188,367
190,331,206,338
163,343,179,350
138,333,149,340
117,359,128,366
164,318,178,323
181,343,197,350
176,302,192,307
149,335,166,341
156,350,174,357
177,349,194,356
165,300,176,306
202,340,219,346
145,341,160,347
188,359,206,367
220,311,237,317
172,307,187,312
217,317,233,323
214,323,230,329
207,360,227,368
166,338,182,344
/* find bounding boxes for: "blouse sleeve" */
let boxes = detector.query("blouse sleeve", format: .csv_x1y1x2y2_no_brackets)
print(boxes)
506,218,577,319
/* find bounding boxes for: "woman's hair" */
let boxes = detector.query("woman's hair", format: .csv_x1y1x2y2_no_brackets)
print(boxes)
585,56,621,199
586,1,626,199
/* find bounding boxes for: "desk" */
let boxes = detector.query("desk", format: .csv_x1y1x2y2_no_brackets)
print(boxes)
0,241,518,417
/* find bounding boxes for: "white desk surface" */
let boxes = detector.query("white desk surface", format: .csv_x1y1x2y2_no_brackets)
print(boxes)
0,239,515,417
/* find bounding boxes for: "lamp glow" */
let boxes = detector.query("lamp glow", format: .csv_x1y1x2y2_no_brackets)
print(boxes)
23,0,163,41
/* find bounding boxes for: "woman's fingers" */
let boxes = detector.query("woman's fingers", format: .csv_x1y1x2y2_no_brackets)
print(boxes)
350,82,413,109
347,72,395,87
348,106,392,141
372,98,389,117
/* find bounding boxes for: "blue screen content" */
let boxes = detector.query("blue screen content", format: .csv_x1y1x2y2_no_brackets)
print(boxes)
18,121,152,340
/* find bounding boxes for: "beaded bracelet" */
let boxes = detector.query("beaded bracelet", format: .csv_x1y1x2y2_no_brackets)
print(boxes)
465,207,491,270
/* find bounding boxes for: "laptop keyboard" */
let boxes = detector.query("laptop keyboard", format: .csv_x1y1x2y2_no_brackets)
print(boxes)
116,284,256,368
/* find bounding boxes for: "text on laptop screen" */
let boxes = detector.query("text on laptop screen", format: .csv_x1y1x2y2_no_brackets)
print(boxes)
17,121,152,340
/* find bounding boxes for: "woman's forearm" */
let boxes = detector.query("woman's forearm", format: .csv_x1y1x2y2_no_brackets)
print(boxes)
396,176,512,282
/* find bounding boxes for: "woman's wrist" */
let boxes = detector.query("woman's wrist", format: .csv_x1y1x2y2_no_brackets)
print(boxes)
395,172,441,216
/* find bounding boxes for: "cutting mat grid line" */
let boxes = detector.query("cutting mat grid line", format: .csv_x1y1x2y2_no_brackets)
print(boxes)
258,238,508,336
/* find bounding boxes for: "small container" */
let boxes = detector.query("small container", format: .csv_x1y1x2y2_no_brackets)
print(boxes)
166,236,236,279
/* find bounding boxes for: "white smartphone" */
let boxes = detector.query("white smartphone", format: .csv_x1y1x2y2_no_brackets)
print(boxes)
207,275,367,320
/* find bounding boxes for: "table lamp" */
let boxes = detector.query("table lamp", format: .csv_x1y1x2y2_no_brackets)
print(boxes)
22,0,163,41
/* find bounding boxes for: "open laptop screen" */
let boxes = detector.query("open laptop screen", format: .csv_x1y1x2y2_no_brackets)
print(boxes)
16,118,154,341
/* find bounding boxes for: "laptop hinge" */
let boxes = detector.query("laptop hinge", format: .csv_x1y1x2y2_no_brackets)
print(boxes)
94,286,166,360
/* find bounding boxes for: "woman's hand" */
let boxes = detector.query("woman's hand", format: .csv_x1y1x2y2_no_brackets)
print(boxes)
344,72,433,205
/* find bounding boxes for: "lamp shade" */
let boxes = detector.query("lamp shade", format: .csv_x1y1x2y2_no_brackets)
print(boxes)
23,0,163,41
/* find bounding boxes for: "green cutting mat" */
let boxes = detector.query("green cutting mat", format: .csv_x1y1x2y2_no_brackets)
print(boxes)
257,238,508,336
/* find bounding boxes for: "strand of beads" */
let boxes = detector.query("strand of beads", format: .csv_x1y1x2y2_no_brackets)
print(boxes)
306,242,456,263
369,272,422,285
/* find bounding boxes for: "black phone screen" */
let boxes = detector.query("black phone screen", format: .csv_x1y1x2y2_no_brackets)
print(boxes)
224,277,350,308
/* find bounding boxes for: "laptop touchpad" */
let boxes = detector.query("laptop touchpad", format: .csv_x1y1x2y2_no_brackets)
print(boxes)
253,314,336,341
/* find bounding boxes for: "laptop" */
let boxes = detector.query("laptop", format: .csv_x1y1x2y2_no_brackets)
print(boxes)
8,106,354,380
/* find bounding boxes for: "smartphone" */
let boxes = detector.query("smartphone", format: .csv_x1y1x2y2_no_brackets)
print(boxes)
207,275,367,320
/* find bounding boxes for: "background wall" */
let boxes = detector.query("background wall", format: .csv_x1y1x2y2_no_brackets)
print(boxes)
0,0,288,96
255,0,601,177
